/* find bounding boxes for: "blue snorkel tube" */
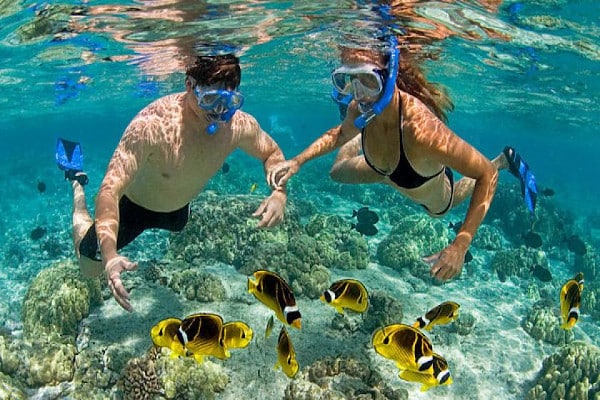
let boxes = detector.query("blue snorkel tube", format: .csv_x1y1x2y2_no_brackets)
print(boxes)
354,34,399,129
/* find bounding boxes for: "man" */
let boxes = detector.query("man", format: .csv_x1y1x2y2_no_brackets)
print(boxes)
63,54,287,312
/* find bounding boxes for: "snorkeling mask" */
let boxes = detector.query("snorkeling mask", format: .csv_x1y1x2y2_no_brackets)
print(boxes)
193,86,244,135
331,35,399,129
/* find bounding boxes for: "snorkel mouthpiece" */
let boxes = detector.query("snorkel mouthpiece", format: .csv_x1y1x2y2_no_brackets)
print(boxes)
354,35,399,129
206,122,218,135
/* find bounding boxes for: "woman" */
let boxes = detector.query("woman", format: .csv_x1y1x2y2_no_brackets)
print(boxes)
269,38,536,281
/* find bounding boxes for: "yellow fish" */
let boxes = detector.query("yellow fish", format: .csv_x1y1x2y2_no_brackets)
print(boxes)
372,324,434,373
178,313,228,363
398,353,453,392
221,321,253,356
320,278,369,314
275,327,299,378
265,315,275,339
560,272,584,330
150,318,186,358
248,270,302,329
413,301,460,331
250,182,258,193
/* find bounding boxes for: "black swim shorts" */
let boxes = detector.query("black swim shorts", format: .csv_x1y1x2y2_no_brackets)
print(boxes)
79,196,190,261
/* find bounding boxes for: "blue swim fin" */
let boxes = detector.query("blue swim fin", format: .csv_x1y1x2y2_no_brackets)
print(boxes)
503,146,537,215
56,138,88,185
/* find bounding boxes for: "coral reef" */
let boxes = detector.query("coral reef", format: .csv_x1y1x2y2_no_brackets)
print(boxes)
471,223,505,251
580,280,599,322
284,355,408,400
168,193,369,299
168,269,227,302
490,248,547,282
521,300,573,346
119,349,163,400
574,246,598,281
21,260,102,344
526,341,600,400
0,371,26,399
155,348,229,399
361,291,404,334
376,214,449,278
451,311,476,336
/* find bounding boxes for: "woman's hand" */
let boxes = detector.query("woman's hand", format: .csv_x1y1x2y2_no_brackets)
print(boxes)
423,243,467,281
267,159,300,189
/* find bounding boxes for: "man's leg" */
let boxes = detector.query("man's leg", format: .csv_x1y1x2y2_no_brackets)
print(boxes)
329,135,384,184
71,180,103,277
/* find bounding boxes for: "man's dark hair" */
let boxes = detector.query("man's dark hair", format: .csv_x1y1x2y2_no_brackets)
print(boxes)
185,54,241,89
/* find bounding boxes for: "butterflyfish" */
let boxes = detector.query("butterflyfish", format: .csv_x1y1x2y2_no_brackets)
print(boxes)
177,313,228,363
275,327,299,378
413,301,460,331
560,272,584,330
221,321,253,357
320,278,369,314
372,324,434,373
265,315,275,339
398,353,453,392
150,318,186,358
248,270,302,329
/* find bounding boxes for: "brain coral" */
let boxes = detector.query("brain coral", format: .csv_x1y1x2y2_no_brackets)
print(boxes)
21,260,102,343
526,341,600,400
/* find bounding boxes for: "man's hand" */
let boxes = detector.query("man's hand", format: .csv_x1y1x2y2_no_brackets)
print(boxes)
423,243,467,281
105,255,138,312
267,159,299,189
252,190,286,228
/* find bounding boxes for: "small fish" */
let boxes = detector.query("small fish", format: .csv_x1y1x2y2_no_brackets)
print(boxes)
351,206,379,225
248,270,302,329
222,162,230,174
177,313,228,363
265,315,275,339
398,353,453,392
560,272,584,330
372,324,434,373
523,230,543,249
530,264,552,282
541,188,555,197
250,182,258,193
37,181,47,193
275,327,299,378
464,250,473,264
448,221,462,234
221,321,253,356
565,235,587,256
320,278,369,314
30,226,47,241
351,222,378,236
150,318,187,358
413,301,460,331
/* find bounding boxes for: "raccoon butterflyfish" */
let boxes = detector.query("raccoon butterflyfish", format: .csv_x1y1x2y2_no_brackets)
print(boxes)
413,301,460,331
248,270,302,330
275,327,299,378
320,278,369,314
398,353,453,392
178,313,228,363
372,324,434,373
221,321,253,356
560,272,584,330
265,315,275,339
150,318,186,358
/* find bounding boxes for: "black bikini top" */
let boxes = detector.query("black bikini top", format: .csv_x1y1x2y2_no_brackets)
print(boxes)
361,98,444,189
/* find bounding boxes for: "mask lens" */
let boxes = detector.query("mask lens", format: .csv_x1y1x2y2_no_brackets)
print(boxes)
331,66,383,100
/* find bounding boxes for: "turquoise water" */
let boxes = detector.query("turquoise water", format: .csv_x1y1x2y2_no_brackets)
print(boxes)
1,1,599,399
